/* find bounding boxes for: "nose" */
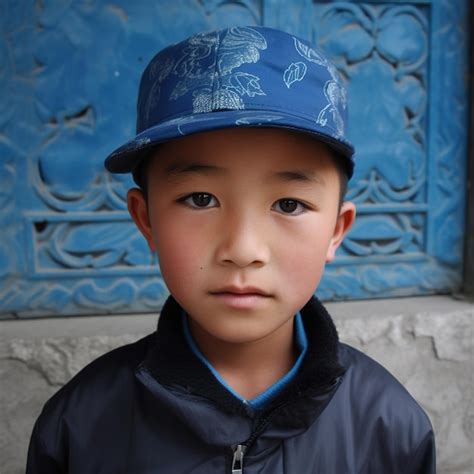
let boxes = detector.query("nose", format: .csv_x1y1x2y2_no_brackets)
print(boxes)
215,210,270,268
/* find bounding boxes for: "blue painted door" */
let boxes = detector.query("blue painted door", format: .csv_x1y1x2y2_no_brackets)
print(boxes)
0,0,469,317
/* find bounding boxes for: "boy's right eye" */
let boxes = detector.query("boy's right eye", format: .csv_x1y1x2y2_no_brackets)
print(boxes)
178,193,217,208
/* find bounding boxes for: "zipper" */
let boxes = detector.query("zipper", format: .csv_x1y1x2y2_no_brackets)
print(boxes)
229,378,343,472
229,406,280,473
231,444,247,473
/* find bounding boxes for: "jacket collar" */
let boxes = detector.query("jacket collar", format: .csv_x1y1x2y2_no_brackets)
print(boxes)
136,294,345,446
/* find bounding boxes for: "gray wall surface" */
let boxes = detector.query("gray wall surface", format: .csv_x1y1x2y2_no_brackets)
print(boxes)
1,296,473,474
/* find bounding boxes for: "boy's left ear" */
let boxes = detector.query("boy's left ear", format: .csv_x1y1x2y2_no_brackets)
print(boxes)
326,201,356,263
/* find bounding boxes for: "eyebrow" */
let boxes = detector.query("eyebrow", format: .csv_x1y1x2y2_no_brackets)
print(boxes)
272,169,325,185
164,162,324,185
164,163,225,177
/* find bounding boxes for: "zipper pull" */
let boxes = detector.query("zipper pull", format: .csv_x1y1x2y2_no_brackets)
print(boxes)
231,444,247,473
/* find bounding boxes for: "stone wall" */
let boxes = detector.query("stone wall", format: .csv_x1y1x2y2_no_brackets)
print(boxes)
1,296,472,473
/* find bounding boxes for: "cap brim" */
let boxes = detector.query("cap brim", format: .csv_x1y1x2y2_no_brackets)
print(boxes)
104,109,354,177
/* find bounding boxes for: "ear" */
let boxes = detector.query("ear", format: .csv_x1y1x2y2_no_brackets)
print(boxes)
127,188,157,252
326,201,356,263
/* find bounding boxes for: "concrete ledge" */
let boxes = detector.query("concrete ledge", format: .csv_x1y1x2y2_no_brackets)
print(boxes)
1,296,473,473
2,294,471,339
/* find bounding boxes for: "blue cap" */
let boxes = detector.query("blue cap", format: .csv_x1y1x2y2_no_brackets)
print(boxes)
104,26,354,178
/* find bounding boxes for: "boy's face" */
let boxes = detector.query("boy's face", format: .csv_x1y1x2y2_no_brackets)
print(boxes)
128,128,355,347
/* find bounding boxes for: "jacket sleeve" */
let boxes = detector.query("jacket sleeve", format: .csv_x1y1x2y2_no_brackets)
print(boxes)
409,429,436,474
26,418,63,474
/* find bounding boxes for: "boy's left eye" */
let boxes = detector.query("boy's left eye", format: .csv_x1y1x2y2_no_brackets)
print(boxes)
273,199,308,215
179,193,217,208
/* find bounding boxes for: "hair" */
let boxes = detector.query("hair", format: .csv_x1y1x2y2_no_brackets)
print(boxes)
331,151,349,210
132,141,349,210
132,149,154,198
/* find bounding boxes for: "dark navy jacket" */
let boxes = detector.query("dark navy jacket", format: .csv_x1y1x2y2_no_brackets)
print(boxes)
26,295,435,473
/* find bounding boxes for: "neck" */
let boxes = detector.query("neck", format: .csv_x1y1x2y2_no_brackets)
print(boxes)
188,316,297,400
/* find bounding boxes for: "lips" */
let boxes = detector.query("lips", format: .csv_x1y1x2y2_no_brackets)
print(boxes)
209,286,272,311
210,285,271,296
210,287,271,309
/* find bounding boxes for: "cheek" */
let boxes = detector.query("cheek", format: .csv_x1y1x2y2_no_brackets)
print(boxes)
151,215,209,290
275,219,334,290
280,242,326,282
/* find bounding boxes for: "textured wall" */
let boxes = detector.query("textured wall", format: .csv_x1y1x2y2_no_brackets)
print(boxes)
1,0,470,318
1,297,472,473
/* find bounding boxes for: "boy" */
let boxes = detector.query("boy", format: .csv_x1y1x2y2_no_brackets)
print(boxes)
27,26,435,473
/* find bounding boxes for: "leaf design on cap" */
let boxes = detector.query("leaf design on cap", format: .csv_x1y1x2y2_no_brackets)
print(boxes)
167,27,268,113
221,26,267,49
227,72,266,97
174,32,218,77
170,76,211,101
283,62,307,88
138,56,176,131
235,113,284,125
290,36,347,139
144,81,162,124
293,37,326,65
132,137,151,151
218,27,267,75
327,81,347,109
149,55,175,82
317,80,347,137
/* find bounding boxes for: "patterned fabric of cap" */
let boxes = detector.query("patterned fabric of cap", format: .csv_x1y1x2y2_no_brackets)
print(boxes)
104,26,354,178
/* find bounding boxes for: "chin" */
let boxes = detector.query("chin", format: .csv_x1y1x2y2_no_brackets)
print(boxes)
209,325,268,345
200,316,274,343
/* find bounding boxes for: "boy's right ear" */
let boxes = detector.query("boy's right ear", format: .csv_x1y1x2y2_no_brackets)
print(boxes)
127,188,156,252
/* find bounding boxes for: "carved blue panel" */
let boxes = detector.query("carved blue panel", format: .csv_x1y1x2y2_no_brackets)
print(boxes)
313,0,469,299
0,0,469,317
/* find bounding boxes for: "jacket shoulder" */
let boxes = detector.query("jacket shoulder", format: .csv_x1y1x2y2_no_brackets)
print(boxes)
27,333,155,471
336,343,435,471
36,334,153,434
338,342,431,419
44,332,153,406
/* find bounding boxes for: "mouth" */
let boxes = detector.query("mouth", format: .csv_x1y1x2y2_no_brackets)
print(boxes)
209,286,271,297
209,286,272,309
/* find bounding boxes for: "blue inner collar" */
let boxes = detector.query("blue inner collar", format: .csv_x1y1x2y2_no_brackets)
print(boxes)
181,310,308,410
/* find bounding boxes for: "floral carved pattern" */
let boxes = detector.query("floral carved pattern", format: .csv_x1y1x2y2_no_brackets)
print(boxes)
33,220,155,271
0,0,468,316
1,0,262,317
315,1,468,297
315,3,428,205
312,3,429,262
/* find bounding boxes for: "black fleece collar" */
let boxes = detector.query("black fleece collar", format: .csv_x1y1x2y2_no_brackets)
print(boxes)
140,294,346,421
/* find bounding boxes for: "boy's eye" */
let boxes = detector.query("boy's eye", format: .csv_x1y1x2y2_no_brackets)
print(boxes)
179,193,217,208
274,199,308,215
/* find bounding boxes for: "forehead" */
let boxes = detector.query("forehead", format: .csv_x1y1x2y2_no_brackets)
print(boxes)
148,127,337,176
